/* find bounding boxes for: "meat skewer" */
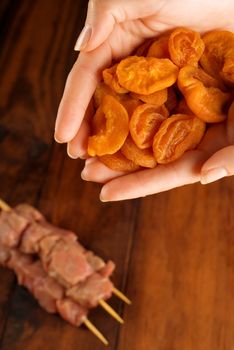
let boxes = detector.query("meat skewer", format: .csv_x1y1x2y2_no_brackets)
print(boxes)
0,199,131,345
1,246,108,345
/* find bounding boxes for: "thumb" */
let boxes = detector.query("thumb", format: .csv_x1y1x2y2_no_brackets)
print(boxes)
200,145,234,184
74,0,163,52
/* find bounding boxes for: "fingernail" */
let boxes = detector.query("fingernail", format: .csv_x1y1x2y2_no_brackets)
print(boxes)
100,195,108,202
100,188,108,202
67,144,78,159
201,167,228,184
81,170,88,180
74,25,92,51
54,134,63,144
80,158,95,179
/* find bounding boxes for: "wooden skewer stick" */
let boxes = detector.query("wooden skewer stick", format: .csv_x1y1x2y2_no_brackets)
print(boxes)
84,319,108,346
99,299,124,324
112,287,132,305
0,199,11,211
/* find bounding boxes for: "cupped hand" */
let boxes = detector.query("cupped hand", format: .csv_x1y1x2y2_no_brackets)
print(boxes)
54,0,234,200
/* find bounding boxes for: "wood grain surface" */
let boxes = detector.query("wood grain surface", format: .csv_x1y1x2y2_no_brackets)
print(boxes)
0,1,233,349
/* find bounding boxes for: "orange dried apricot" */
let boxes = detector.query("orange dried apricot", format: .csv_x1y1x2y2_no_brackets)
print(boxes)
200,30,234,86
103,64,128,94
178,66,231,122
116,56,179,94
168,27,205,67
121,136,157,168
131,89,168,107
120,97,142,117
94,82,141,116
153,114,206,164
88,95,129,156
99,151,139,172
147,35,170,58
94,82,117,108
130,104,168,149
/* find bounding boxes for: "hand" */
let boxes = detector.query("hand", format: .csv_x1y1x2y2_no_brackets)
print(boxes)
81,104,234,201
54,0,234,201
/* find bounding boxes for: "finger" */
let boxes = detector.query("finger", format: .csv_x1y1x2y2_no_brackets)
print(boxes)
67,100,94,159
200,145,234,184
75,0,161,52
55,42,112,143
81,158,125,183
67,121,90,159
99,150,208,201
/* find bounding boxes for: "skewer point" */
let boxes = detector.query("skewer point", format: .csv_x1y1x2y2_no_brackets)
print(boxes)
99,299,124,324
84,319,108,346
113,287,132,305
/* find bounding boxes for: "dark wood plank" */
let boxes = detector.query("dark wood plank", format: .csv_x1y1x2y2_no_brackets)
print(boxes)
117,180,234,350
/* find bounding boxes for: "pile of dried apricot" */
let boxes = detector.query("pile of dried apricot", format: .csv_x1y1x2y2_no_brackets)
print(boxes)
87,28,234,171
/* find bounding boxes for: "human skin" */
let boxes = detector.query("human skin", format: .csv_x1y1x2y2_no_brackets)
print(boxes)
54,0,234,201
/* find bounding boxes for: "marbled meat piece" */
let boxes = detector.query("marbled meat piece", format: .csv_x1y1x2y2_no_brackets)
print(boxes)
46,240,93,288
99,261,116,278
7,251,64,313
15,204,45,222
0,210,28,247
32,261,64,313
66,273,113,308
0,245,11,266
21,221,77,255
85,251,105,271
56,298,87,326
7,250,34,285
39,234,82,269
20,221,53,254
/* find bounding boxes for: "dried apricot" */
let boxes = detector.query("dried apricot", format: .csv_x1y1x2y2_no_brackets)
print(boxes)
94,82,141,116
103,64,128,93
121,136,157,168
116,56,179,94
130,104,168,149
131,89,167,107
200,30,234,86
88,95,129,156
147,35,170,58
94,82,117,108
120,97,142,117
153,114,206,164
168,27,205,67
99,151,139,172
178,66,231,122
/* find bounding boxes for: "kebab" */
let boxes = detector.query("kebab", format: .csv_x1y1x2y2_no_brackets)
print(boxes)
0,199,131,345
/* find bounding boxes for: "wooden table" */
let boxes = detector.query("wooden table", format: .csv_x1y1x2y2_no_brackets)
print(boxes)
0,1,233,349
